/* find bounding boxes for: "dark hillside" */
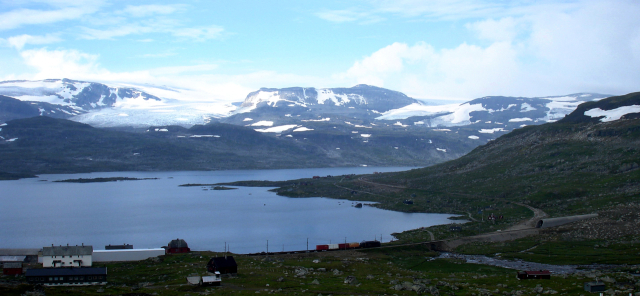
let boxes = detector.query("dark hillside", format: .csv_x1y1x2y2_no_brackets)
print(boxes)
367,93,640,216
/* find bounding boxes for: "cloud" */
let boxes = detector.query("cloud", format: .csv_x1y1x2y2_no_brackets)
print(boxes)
150,64,218,75
20,48,105,79
466,17,520,42
1,33,62,49
170,26,224,41
121,4,185,17
0,2,102,30
80,22,224,41
338,1,640,100
315,9,384,24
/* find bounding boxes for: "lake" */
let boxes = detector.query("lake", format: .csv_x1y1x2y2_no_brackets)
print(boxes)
1,167,456,253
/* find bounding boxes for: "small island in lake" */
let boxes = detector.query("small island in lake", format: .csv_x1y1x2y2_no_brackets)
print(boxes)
54,177,159,183
179,184,237,190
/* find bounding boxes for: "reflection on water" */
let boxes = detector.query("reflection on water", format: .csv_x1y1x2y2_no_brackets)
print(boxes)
1,167,455,253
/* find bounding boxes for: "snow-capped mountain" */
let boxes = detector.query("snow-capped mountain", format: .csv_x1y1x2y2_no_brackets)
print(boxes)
374,94,610,129
0,78,160,112
235,84,419,114
0,79,236,127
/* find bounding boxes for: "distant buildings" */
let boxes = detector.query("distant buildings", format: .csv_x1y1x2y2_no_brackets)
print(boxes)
26,267,107,286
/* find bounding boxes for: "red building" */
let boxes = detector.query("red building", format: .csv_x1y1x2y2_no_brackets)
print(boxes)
2,262,23,275
165,239,190,254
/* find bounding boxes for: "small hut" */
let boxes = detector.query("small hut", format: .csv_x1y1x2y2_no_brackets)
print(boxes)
165,239,190,254
207,256,237,274
584,281,606,293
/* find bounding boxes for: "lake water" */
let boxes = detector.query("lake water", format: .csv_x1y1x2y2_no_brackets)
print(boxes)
1,167,456,254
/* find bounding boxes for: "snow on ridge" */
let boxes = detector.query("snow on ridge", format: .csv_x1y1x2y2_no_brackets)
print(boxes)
293,127,314,132
360,134,371,138
250,120,274,127
302,118,330,122
584,105,640,122
468,135,479,139
316,89,366,106
243,118,253,121
487,104,517,113
6,138,18,142
479,128,506,134
254,125,298,133
436,148,447,152
508,117,532,122
520,103,537,112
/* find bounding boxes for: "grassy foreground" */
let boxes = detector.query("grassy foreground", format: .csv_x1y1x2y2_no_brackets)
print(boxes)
3,245,639,296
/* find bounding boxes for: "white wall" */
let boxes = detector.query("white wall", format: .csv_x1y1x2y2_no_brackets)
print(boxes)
42,254,92,267
93,249,165,262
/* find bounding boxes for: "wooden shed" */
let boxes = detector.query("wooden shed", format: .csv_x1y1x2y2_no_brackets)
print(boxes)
207,256,237,274
517,270,551,279
2,262,23,275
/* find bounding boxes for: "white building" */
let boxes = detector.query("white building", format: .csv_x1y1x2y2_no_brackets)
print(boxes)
42,245,93,268
93,248,165,262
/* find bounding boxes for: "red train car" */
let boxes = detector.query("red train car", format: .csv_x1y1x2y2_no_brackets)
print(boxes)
316,245,329,251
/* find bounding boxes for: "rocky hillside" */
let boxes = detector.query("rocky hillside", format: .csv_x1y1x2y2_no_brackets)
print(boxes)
366,92,640,216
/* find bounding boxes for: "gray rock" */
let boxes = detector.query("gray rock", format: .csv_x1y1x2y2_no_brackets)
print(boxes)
311,279,320,285
366,274,374,280
332,269,343,276
276,276,284,282
344,276,358,285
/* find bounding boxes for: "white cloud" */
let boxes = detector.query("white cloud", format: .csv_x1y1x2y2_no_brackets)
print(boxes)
20,48,105,79
122,4,185,17
0,2,102,30
2,33,62,49
170,25,224,41
466,17,520,42
338,0,640,100
80,23,224,41
315,9,384,24
150,64,218,75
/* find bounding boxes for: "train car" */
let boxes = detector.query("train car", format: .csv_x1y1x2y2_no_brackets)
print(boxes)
316,245,329,251
328,244,339,250
348,242,360,248
360,240,381,248
338,243,349,249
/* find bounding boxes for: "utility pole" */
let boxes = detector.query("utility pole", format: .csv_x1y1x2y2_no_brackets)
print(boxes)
306,238,308,251
267,240,269,255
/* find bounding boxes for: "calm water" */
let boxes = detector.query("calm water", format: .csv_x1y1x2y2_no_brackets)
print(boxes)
1,167,455,253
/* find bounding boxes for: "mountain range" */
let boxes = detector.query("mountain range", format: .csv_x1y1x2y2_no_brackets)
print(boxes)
0,78,626,176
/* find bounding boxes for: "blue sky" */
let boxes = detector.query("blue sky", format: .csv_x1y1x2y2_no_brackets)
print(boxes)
1,0,639,102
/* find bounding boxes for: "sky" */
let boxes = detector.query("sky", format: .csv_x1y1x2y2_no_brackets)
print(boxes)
1,0,639,103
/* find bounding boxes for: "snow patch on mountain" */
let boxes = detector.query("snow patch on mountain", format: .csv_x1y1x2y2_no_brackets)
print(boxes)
509,118,532,122
584,105,640,122
468,135,480,139
316,89,365,105
255,125,298,133
479,128,506,133
293,127,314,132
251,121,274,127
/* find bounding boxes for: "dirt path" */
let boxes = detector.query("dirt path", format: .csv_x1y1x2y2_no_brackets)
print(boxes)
505,201,548,231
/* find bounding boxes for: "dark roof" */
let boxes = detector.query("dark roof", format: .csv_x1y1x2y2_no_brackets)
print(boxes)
168,239,188,249
26,267,107,277
524,270,551,275
208,256,237,268
42,245,93,256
